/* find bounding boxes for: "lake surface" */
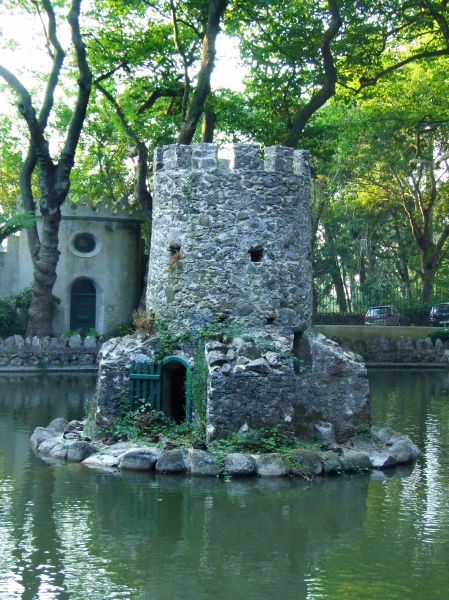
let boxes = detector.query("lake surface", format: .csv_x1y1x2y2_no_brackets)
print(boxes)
0,370,449,599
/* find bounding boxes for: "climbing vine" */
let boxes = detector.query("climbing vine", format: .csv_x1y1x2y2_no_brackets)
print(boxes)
191,338,208,438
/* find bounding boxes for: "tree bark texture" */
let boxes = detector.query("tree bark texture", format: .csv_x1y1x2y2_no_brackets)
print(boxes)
177,0,228,144
201,106,216,142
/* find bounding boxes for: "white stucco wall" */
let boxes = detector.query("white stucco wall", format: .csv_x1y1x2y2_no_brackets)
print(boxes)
0,201,144,335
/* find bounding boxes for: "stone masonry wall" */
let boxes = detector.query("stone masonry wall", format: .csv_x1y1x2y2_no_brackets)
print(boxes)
204,330,370,442
321,332,449,364
204,334,297,438
95,143,370,442
147,143,312,332
0,334,101,367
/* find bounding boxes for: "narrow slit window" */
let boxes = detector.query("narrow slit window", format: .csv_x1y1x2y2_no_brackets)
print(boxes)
249,246,264,262
293,330,312,375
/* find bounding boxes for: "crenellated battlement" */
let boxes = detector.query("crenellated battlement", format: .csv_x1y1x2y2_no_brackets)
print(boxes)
62,196,143,221
154,143,310,177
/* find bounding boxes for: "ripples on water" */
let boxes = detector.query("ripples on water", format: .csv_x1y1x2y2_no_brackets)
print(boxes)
0,371,449,599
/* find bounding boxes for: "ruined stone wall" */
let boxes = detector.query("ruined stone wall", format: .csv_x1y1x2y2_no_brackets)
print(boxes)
203,330,370,442
147,143,312,332
0,334,101,367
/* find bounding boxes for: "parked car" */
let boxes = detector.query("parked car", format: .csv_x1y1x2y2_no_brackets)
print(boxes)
429,303,449,326
364,305,401,326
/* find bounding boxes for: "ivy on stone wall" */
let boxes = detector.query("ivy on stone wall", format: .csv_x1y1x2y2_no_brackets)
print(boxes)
191,339,208,438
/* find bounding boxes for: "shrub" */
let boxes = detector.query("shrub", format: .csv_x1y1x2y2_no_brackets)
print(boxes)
113,404,194,444
0,287,32,337
210,427,298,454
429,328,449,343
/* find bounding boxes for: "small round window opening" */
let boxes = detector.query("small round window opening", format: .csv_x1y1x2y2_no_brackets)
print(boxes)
249,246,264,262
73,233,96,254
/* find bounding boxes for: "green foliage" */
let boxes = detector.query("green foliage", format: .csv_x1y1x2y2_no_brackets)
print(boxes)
0,287,32,337
354,423,372,436
114,405,175,441
113,402,195,445
210,427,298,455
86,328,100,338
155,322,190,358
191,339,208,438
429,329,449,344
64,329,81,337
107,322,134,338
0,212,35,244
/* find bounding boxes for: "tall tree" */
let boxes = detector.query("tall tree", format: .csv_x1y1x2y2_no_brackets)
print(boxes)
225,0,449,147
314,61,449,304
81,0,227,225
0,0,92,335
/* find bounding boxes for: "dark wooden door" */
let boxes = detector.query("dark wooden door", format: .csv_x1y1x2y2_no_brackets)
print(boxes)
70,279,96,333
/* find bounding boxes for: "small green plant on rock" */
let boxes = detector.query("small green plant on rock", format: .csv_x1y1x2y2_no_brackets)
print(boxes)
113,400,196,446
210,427,298,455
132,310,156,335
86,328,100,338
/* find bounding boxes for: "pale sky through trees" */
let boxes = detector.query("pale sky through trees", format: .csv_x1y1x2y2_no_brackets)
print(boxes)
0,7,246,95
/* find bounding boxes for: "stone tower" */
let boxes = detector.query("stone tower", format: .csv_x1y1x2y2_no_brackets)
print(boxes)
147,143,312,333
96,143,369,442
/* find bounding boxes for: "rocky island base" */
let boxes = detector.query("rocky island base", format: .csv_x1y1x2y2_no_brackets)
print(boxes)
31,418,421,478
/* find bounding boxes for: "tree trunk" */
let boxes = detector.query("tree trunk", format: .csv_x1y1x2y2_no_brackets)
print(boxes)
201,106,216,142
177,0,228,144
283,0,341,147
27,208,61,336
390,216,411,299
420,258,436,304
359,250,366,285
330,257,348,313
323,223,348,312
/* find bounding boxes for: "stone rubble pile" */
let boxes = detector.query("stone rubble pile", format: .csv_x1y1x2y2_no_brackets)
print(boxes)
0,334,101,367
30,418,421,478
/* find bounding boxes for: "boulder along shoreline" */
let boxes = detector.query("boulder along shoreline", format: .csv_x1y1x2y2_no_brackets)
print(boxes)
30,418,421,478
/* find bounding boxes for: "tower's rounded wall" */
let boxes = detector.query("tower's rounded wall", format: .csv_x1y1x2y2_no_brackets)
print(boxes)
147,143,312,331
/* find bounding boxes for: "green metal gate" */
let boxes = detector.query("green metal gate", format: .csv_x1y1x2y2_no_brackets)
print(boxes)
128,356,192,422
128,360,161,411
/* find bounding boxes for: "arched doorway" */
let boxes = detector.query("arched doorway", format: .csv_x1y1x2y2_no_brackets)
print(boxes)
161,356,191,423
70,278,96,334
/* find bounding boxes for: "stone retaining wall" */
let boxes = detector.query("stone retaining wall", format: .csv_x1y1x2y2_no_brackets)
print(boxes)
326,333,449,364
0,334,101,367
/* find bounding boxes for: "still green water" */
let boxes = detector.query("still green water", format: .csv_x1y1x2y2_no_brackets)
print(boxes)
0,370,449,600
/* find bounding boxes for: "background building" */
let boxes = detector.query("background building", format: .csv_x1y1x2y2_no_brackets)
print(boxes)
0,198,144,335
